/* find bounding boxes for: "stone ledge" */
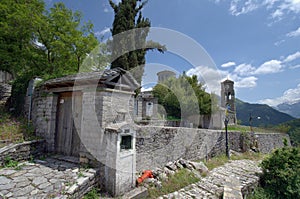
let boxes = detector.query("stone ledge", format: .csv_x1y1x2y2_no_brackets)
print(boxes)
0,140,45,166
121,187,148,199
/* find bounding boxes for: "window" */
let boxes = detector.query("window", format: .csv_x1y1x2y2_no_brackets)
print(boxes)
120,135,132,150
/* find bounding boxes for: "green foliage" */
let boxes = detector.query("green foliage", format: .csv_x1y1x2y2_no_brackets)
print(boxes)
276,119,300,147
247,187,273,199
4,156,19,169
0,0,104,113
204,154,229,171
147,169,199,198
260,147,300,199
83,188,100,199
204,152,264,171
109,0,165,84
0,0,45,77
152,74,215,120
0,104,38,146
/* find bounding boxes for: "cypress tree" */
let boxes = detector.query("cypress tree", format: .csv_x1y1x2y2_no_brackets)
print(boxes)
109,0,165,84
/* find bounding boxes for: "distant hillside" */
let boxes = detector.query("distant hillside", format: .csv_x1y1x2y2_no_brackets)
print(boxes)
236,99,295,127
276,101,300,118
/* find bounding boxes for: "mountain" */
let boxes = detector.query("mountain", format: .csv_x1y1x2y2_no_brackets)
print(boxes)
276,101,300,119
235,99,295,127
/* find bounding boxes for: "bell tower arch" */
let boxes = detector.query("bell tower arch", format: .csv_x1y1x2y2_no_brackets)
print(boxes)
221,79,236,124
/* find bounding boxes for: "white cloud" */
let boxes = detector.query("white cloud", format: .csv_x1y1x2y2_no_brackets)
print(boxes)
271,0,300,19
287,27,300,37
112,0,121,4
214,0,300,19
141,87,153,92
103,7,110,13
229,0,259,16
284,51,300,62
235,76,258,88
95,27,111,37
290,64,300,69
271,9,284,18
274,39,285,46
233,63,256,76
187,64,260,93
186,66,228,94
254,60,283,74
259,83,300,106
221,61,236,68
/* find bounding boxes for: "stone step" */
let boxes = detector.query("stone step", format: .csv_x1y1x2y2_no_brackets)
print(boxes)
160,160,261,199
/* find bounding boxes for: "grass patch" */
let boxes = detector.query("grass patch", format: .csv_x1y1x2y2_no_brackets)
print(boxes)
83,188,101,199
0,107,38,147
147,168,199,198
231,151,265,161
204,154,229,171
3,156,21,170
205,152,265,171
226,125,282,134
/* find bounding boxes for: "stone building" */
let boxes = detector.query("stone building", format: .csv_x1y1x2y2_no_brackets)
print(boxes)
134,90,158,121
27,68,139,196
26,69,290,197
157,70,176,83
221,79,237,124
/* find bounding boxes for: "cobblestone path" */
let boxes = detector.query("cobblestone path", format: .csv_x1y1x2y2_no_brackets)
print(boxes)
160,160,262,199
0,156,98,199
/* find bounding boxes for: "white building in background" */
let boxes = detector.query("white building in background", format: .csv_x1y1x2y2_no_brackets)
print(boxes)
157,70,176,83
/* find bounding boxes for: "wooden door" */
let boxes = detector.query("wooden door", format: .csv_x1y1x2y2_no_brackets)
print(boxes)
56,92,82,157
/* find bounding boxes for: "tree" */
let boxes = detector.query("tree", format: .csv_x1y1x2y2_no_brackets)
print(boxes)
0,0,45,77
152,74,215,121
35,2,99,76
0,1,101,113
260,146,300,199
109,0,165,83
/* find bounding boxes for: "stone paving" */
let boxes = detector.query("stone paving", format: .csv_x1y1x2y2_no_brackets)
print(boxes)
0,155,98,199
160,159,262,199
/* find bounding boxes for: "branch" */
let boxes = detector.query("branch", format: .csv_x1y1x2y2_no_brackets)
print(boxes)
145,40,167,53
109,0,118,12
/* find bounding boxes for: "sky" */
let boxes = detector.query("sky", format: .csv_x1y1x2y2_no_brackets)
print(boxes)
46,0,300,107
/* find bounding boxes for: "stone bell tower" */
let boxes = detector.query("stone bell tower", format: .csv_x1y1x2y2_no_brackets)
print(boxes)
221,79,236,124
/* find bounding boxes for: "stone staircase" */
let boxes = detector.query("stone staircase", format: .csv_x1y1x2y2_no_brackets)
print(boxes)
159,160,262,199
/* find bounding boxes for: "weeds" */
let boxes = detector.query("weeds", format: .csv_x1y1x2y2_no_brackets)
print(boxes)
147,168,199,198
204,152,264,171
204,154,229,171
0,107,38,147
3,156,21,169
83,188,101,199
78,172,84,178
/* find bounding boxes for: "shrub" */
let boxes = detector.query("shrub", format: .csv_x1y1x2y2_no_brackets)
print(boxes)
260,147,300,199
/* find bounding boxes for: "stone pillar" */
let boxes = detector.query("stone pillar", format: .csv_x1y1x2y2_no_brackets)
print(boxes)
104,124,136,196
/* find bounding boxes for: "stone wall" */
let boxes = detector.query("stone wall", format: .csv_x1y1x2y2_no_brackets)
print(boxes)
0,140,45,166
135,126,290,172
28,87,57,152
0,83,11,105
256,133,290,153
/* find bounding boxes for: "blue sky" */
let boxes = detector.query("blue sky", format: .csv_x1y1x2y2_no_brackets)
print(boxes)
46,0,300,106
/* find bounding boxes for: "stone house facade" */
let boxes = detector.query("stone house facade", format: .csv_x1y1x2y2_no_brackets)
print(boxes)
27,68,139,196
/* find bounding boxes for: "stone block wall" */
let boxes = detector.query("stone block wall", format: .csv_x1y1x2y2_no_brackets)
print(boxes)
256,133,290,153
0,83,12,105
0,140,45,166
29,88,57,152
135,126,290,172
